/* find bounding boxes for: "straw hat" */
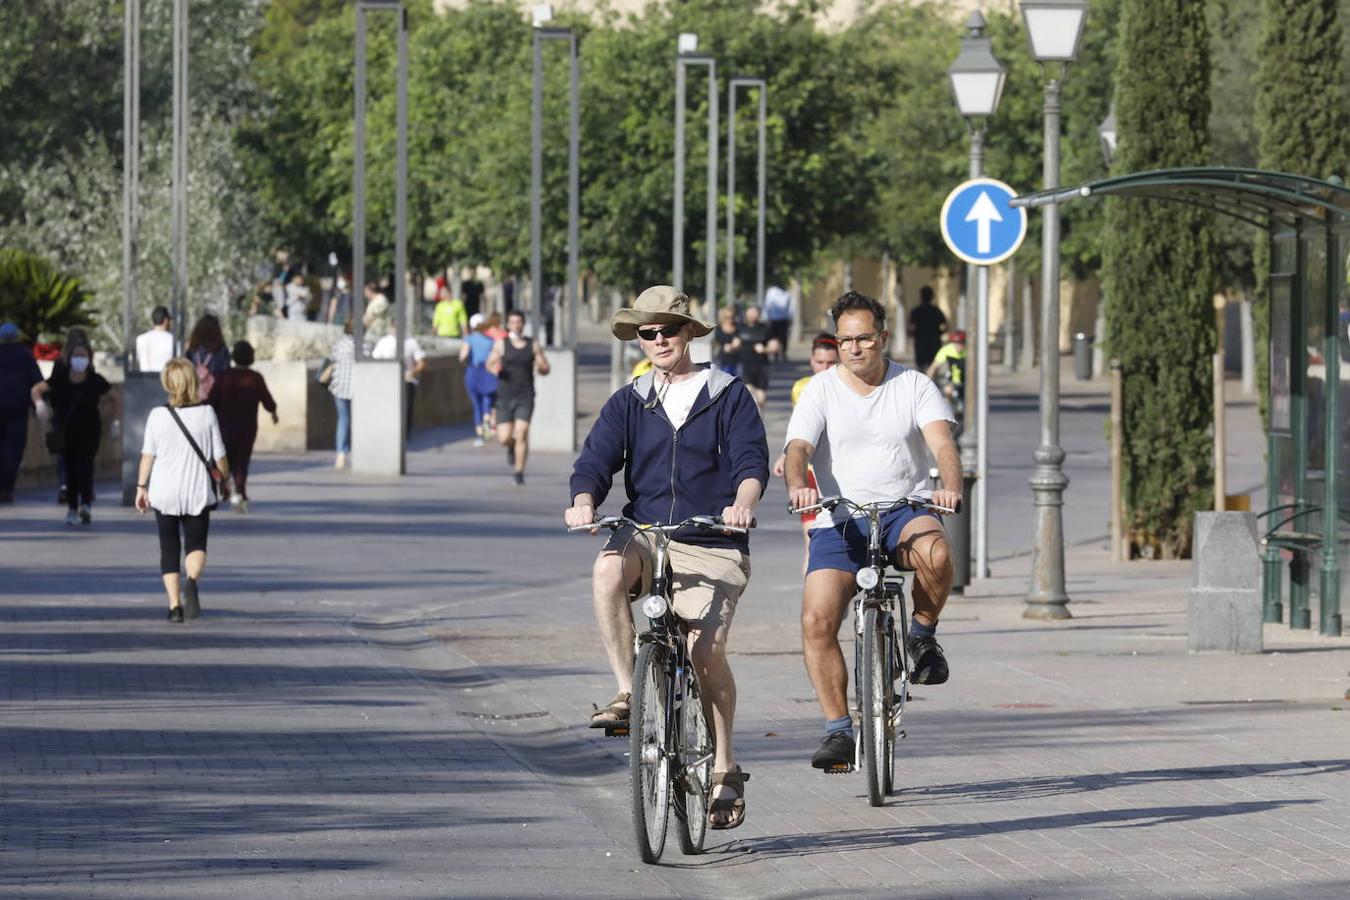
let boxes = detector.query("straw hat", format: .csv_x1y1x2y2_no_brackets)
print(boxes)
609,285,713,341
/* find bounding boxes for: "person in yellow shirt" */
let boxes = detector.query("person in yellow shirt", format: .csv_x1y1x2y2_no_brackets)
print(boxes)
432,287,469,338
774,333,840,574
925,330,966,397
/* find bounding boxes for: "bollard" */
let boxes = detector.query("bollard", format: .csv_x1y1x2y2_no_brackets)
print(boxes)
948,470,976,593
1073,332,1093,380
1189,511,1262,653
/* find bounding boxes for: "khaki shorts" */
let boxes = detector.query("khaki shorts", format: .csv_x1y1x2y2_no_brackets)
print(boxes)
603,527,750,632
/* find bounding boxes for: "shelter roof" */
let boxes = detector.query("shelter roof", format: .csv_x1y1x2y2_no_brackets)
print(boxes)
1011,167,1350,231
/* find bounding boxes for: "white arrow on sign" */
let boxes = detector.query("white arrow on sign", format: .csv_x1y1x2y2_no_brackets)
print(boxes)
964,190,1003,255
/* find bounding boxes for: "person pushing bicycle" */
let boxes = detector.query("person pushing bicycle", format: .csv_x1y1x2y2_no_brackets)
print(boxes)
783,291,962,771
564,285,769,830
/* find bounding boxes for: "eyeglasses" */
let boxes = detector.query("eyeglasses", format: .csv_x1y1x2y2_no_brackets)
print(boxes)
636,323,684,341
836,332,882,350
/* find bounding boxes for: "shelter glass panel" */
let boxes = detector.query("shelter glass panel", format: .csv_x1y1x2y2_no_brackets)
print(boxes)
1270,273,1292,434
1306,235,1328,474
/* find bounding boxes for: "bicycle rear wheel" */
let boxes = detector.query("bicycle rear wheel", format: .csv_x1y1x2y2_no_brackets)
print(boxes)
861,607,894,807
674,669,713,855
630,641,672,863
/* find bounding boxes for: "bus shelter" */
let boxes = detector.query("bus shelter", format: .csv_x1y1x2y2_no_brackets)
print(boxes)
1013,167,1348,637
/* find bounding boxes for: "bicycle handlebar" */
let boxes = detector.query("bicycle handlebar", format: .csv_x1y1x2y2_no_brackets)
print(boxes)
567,514,751,535
788,494,958,517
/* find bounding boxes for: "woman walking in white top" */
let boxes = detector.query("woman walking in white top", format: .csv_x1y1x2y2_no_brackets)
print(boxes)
134,359,230,623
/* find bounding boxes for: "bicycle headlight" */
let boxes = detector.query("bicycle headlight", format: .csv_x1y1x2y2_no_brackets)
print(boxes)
855,567,880,590
641,594,668,619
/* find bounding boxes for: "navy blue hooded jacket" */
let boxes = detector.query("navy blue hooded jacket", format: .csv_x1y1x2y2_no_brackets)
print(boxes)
569,364,769,552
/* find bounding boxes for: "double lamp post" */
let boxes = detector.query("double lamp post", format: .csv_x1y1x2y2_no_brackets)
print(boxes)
945,1,1089,616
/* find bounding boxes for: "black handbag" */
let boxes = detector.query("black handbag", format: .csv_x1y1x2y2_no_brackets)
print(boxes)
44,428,65,455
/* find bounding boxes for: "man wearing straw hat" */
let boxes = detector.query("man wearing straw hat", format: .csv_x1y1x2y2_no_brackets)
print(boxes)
565,285,769,830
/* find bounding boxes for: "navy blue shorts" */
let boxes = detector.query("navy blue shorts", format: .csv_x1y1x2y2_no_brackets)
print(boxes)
806,506,943,576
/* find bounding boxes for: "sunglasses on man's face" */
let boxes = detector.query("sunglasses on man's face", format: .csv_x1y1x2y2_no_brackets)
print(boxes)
636,323,684,341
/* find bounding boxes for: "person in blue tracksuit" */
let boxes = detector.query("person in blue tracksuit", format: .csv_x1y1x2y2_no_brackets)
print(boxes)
565,285,768,831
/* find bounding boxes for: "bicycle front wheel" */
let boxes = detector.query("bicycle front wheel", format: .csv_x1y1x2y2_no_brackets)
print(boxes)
630,641,672,863
674,667,713,855
861,607,895,807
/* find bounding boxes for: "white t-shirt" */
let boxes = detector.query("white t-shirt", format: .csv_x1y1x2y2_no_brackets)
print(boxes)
784,362,953,529
142,404,226,516
136,329,175,373
659,369,709,429
371,335,427,383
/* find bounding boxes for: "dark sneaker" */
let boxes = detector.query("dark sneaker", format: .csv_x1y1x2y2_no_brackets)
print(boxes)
512,472,525,486
506,445,515,466
908,634,949,685
57,485,68,505
167,606,184,624
183,577,201,620
811,731,855,770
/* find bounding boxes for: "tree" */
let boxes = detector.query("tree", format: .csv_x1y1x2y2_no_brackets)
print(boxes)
0,249,95,344
1103,0,1217,558
1251,0,1350,421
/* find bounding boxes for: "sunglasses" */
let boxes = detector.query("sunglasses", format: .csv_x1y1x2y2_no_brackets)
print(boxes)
636,323,684,341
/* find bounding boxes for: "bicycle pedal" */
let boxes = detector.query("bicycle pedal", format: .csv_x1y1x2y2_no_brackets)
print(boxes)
822,764,854,775
604,724,629,738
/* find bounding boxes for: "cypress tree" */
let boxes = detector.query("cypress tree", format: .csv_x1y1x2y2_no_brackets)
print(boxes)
1102,0,1215,558
1252,0,1349,423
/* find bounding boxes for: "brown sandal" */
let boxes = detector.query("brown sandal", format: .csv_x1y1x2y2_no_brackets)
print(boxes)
588,691,630,728
708,767,749,830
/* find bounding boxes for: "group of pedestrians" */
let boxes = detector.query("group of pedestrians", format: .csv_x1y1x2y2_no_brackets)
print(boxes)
564,285,962,833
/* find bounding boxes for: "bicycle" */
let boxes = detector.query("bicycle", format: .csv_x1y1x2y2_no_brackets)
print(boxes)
789,494,955,807
568,514,747,863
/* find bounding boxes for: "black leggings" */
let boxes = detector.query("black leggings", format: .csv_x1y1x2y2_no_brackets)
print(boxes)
154,510,211,575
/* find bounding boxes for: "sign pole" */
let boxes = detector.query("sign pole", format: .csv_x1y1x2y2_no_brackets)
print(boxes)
939,177,1027,582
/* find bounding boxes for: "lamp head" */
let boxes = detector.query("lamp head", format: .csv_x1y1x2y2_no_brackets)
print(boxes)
1019,0,1089,63
947,10,1006,119
531,3,554,27
677,32,698,54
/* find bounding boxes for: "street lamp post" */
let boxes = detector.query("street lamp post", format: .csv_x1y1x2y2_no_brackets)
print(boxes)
170,0,189,350
1020,0,1088,620
673,34,718,314
948,10,1007,582
725,77,767,311
530,4,580,347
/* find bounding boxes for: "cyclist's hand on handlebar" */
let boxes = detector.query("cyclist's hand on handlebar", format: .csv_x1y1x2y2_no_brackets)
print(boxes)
932,489,962,514
788,485,820,514
719,504,756,531
564,501,597,530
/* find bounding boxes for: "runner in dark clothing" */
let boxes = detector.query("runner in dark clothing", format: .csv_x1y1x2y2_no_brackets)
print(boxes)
488,310,550,485
908,286,948,371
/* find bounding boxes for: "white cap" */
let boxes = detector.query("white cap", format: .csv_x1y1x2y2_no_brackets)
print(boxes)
469,313,484,330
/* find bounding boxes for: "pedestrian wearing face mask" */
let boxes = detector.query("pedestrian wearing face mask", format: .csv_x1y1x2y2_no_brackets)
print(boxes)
33,342,111,525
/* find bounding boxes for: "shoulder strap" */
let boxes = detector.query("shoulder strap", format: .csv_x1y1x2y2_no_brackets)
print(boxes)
166,405,216,486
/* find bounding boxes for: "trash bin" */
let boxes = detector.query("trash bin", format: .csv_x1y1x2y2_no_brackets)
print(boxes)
1073,332,1094,380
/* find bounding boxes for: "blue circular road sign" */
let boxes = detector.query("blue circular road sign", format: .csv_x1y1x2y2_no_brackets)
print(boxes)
940,177,1028,266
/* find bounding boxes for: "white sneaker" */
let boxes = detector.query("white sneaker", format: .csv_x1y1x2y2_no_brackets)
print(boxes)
334,452,347,470
237,498,249,514
78,503,91,524
231,493,243,509
64,509,78,526
473,437,485,447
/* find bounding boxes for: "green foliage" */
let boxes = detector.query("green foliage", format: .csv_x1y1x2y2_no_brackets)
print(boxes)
1251,0,1350,424
1103,0,1217,558
0,249,95,343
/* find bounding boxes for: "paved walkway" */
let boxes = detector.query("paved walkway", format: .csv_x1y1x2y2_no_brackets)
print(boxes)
1,338,1348,897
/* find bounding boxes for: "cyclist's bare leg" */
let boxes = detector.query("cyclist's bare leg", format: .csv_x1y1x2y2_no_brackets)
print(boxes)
591,544,645,711
801,568,856,720
686,623,738,825
894,516,953,626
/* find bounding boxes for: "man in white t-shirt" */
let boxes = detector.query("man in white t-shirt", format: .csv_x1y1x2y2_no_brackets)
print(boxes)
784,291,962,772
371,333,427,437
135,306,175,373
